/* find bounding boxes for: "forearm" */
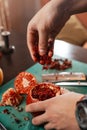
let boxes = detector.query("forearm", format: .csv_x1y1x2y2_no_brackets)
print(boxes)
70,0,87,15
52,0,87,16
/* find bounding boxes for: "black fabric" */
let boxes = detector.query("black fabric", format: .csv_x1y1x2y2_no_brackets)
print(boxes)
80,126,87,130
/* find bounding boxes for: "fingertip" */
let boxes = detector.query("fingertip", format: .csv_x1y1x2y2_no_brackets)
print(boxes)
32,118,37,125
38,30,48,56
39,49,47,56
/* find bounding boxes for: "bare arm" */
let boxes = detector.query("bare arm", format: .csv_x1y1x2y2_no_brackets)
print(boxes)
70,0,87,14
27,0,87,61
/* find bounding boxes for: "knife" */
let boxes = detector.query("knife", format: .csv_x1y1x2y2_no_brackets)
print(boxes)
0,122,7,130
55,81,87,86
42,72,87,82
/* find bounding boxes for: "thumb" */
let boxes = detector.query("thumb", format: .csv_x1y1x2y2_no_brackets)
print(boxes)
39,29,48,56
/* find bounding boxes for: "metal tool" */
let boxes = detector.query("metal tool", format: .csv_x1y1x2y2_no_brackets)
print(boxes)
1,31,15,54
55,81,87,86
42,72,87,82
0,122,7,130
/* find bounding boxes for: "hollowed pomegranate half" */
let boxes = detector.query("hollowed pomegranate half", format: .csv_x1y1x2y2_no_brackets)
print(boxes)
26,82,60,104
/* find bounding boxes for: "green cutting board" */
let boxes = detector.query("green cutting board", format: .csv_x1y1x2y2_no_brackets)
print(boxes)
0,55,87,130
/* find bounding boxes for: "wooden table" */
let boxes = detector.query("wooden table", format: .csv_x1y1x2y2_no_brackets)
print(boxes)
0,32,87,85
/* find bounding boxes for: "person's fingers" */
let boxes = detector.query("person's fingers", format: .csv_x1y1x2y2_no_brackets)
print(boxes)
32,113,48,125
25,101,47,113
27,26,38,61
38,29,48,56
27,30,35,60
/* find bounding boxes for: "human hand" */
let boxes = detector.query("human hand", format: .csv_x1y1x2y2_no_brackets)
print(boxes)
25,91,83,130
27,0,71,62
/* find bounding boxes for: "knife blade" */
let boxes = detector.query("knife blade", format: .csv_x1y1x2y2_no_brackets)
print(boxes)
0,122,7,130
55,81,87,86
42,72,87,82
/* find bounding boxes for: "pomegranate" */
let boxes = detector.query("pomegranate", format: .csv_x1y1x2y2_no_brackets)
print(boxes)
26,82,60,116
14,72,37,94
0,88,23,107
26,82,60,104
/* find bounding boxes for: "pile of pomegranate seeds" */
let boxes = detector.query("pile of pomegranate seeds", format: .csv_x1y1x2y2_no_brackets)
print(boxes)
33,43,72,70
43,58,72,70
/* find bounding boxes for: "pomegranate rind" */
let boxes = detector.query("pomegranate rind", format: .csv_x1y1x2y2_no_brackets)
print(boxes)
14,72,37,94
0,88,23,106
26,82,60,105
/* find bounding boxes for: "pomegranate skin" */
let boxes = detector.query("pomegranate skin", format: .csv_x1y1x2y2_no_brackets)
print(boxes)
26,82,60,116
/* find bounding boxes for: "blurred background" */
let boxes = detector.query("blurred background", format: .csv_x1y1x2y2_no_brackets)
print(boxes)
0,0,43,84
0,0,41,34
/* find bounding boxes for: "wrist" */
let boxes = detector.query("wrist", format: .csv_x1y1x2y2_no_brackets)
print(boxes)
75,95,87,130
52,0,72,18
